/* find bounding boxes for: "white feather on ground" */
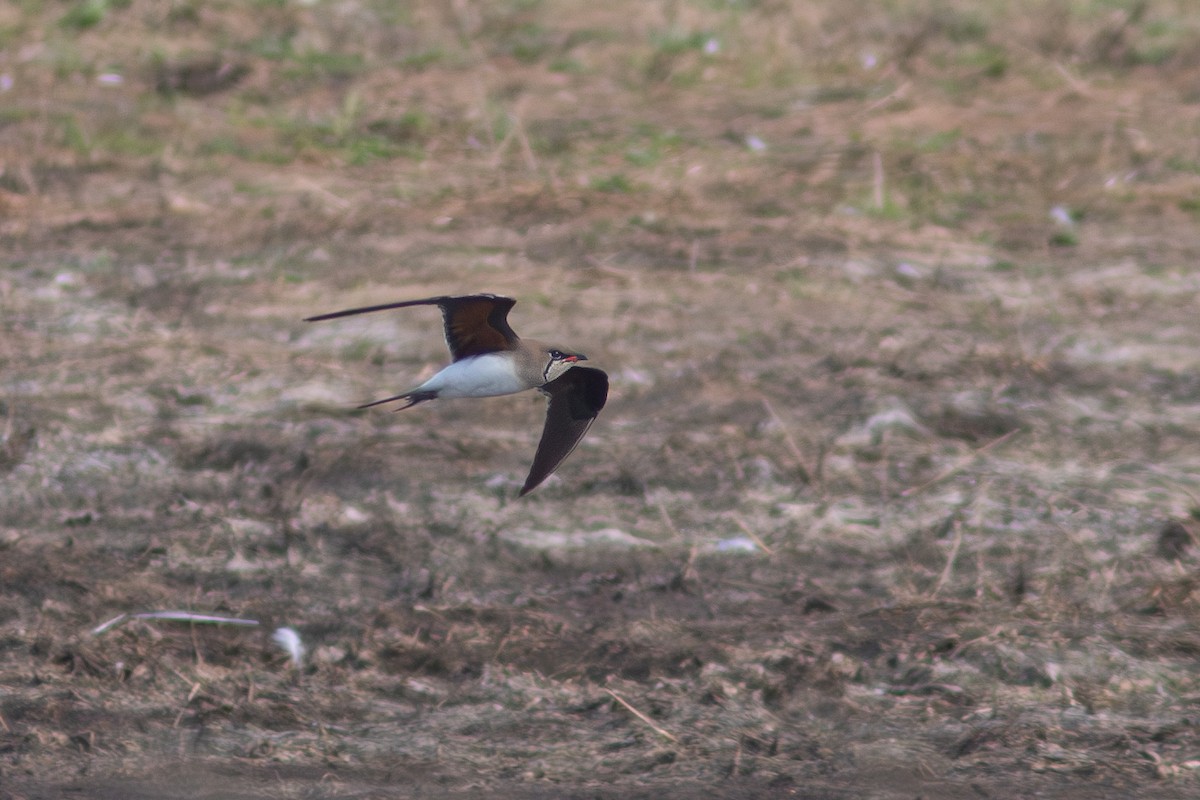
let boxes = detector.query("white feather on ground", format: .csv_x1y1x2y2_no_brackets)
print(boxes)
273,626,305,668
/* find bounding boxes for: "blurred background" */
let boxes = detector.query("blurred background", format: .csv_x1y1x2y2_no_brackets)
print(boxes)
2,1,1200,797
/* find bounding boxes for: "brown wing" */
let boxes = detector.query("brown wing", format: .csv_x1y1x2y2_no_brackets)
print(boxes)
520,366,609,496
305,294,519,360
438,295,519,359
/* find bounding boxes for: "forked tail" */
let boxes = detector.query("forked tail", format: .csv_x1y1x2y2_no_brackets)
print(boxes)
357,390,438,411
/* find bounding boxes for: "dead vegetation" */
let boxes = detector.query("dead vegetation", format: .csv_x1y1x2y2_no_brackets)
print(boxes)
2,1,1200,797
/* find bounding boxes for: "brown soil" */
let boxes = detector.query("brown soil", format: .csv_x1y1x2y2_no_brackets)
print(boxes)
3,2,1200,798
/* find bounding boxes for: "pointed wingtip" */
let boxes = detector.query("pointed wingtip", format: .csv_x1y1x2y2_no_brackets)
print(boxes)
517,365,608,497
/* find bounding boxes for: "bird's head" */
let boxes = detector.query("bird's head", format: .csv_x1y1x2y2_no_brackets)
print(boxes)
542,347,588,383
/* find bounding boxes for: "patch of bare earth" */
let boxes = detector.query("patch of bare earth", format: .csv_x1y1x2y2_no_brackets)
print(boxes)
2,1,1200,797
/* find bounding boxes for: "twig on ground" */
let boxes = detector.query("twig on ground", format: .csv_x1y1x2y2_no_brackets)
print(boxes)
293,176,351,211
931,520,964,597
872,151,885,210
733,515,775,555
901,428,1020,497
761,397,812,482
92,611,260,636
657,498,682,539
860,80,911,114
511,112,538,173
604,688,678,742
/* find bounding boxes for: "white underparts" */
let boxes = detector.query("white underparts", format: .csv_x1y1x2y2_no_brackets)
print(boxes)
416,353,531,399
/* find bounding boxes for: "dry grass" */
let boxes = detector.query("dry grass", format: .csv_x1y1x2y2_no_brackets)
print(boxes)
3,0,1200,797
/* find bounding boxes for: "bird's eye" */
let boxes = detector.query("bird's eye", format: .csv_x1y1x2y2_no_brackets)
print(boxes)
550,349,564,359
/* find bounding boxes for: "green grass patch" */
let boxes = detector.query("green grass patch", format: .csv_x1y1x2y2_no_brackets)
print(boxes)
527,118,593,156
0,106,35,125
810,85,873,104
1049,229,1079,247
281,50,366,81
495,22,553,64
199,135,247,159
246,32,295,61
199,134,294,165
338,339,379,363
549,57,585,74
643,27,718,85
250,100,430,165
748,200,789,218
55,113,91,155
563,27,619,48
962,44,1009,78
59,0,110,30
589,173,635,193
401,48,446,70
941,8,990,43
1177,197,1200,216
862,195,907,221
366,111,435,144
344,134,421,165
621,123,683,166
93,127,161,158
913,128,963,154
649,28,714,56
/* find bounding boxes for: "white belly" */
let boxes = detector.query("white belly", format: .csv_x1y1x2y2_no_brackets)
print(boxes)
418,354,528,398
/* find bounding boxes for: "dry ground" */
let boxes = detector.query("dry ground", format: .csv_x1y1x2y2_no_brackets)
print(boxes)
3,1,1200,797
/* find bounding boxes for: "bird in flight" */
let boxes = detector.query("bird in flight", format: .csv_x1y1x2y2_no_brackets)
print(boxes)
306,294,608,496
